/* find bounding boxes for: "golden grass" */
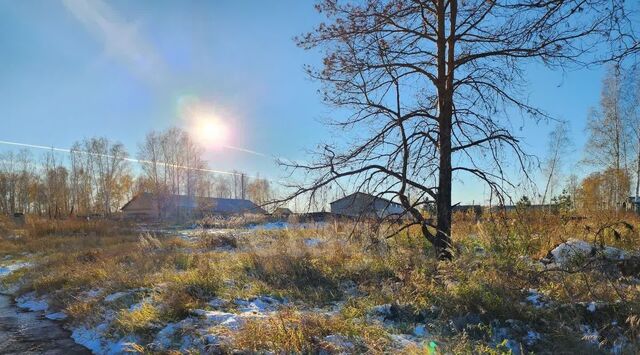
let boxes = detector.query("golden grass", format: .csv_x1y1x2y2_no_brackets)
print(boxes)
1,212,640,352
230,308,390,353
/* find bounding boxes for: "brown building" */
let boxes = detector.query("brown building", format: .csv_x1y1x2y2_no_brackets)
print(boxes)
330,192,405,219
272,207,293,218
121,192,266,220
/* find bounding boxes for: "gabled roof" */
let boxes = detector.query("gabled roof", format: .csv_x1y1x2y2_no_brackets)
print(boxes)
121,192,266,214
330,191,403,208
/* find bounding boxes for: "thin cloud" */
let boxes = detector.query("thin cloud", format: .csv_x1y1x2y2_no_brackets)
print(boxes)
62,0,168,86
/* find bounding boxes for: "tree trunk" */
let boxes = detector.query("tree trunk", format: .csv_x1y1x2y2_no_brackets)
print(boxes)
436,122,453,260
636,136,640,199
432,0,455,260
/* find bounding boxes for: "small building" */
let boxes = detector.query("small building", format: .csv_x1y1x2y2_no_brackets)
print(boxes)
330,192,405,219
624,196,640,213
272,207,293,218
121,192,266,220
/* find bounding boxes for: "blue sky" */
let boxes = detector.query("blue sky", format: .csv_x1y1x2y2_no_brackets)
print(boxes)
0,0,607,204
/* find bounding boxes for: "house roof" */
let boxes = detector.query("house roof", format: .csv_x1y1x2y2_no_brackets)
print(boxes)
121,192,267,214
628,196,640,204
330,192,403,208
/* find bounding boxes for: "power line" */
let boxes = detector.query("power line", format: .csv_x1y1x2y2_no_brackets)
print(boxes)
0,139,245,177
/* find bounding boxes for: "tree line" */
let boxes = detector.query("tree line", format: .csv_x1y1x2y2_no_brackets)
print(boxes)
535,66,640,213
0,127,272,218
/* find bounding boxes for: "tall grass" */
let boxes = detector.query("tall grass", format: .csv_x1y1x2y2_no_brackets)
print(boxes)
1,212,640,352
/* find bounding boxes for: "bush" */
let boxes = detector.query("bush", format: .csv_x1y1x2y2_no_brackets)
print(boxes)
113,302,161,335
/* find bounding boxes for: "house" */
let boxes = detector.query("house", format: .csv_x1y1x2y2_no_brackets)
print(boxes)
330,192,405,219
121,192,266,220
624,196,640,213
272,207,293,218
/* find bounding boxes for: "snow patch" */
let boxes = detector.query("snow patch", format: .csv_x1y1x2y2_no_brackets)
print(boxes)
0,261,31,277
208,297,226,309
45,312,68,320
304,238,323,247
524,330,541,346
546,239,630,266
525,289,548,309
235,295,283,313
16,292,49,312
252,221,289,230
580,324,599,344
84,288,103,298
104,291,130,303
72,324,141,355
414,324,428,337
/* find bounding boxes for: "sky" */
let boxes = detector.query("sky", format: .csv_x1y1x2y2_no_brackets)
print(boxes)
0,0,609,205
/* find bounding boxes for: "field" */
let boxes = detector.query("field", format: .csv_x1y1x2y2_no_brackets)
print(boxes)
1,212,640,354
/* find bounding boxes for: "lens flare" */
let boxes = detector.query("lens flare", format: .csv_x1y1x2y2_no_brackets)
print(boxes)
196,117,229,146
177,96,231,148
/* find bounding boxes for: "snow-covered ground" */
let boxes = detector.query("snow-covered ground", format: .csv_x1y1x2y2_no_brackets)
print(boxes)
0,261,31,278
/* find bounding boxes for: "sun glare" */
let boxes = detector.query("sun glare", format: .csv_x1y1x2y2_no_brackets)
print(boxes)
178,96,233,149
195,117,229,147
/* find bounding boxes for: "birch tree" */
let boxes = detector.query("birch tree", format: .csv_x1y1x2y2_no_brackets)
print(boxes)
541,122,571,205
585,67,631,209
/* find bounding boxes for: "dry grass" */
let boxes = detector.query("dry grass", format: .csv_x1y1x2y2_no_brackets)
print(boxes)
1,212,640,352
231,308,390,353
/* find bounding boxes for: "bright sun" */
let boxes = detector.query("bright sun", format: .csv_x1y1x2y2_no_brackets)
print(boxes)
195,117,230,147
178,96,232,149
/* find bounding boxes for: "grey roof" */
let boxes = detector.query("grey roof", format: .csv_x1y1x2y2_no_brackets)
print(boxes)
628,196,640,204
122,192,267,214
330,191,403,208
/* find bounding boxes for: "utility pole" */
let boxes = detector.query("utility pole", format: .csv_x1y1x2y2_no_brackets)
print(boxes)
241,173,246,200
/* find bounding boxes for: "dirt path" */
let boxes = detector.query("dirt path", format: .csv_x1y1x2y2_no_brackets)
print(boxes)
0,294,89,354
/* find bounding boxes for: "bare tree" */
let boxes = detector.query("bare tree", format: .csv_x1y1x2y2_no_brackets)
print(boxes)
283,0,637,259
138,127,209,220
541,122,571,205
247,176,272,206
214,175,233,198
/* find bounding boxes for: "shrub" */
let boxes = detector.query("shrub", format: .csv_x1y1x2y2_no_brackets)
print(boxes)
231,309,389,353
113,302,161,335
